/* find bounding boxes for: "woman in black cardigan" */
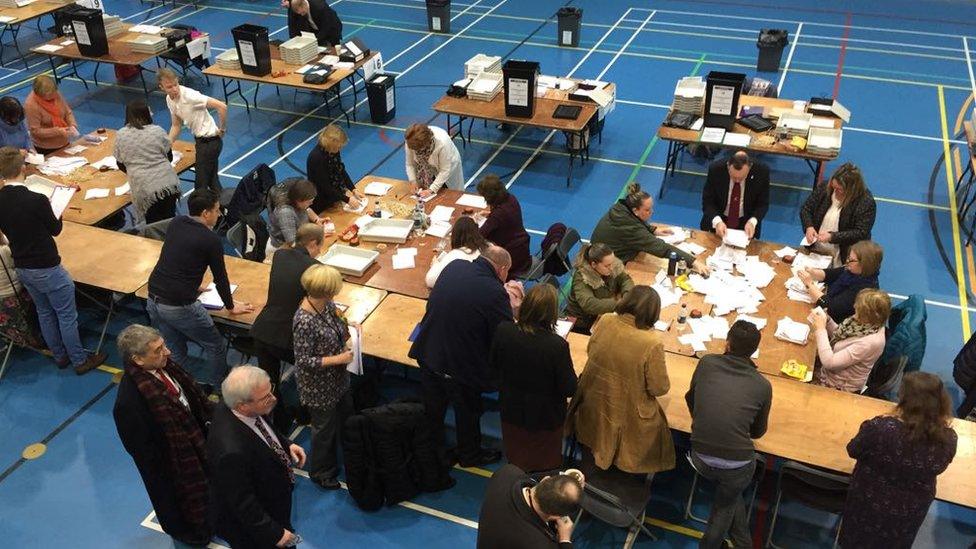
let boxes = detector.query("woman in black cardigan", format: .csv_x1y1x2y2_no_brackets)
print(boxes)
307,124,364,214
798,240,883,324
799,162,876,267
489,283,577,472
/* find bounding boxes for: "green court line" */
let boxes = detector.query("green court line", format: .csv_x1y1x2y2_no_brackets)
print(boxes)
690,53,707,76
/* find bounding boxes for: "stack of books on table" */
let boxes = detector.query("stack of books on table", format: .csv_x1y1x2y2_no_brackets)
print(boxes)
672,76,705,114
128,34,168,54
215,49,240,70
464,53,501,79
279,35,318,65
103,15,124,38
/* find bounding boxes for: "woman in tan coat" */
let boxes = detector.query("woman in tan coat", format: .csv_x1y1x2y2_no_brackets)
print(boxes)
567,285,674,474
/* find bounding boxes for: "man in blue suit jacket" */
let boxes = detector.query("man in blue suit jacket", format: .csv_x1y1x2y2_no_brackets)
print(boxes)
409,245,514,469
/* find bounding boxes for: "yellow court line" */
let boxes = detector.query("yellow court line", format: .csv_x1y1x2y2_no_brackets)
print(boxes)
937,85,971,339
644,517,705,539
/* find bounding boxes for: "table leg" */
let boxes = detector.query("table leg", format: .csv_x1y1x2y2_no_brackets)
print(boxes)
12,24,26,71
659,140,675,199
804,159,822,187
222,77,249,114
564,131,578,188
0,25,9,68
67,59,88,89
138,65,150,98
92,61,100,87
0,336,13,382
94,296,116,355
346,73,359,122
253,83,260,109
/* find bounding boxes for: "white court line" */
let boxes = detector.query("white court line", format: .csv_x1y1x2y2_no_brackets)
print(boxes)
219,0,489,176
777,22,803,95
596,11,656,81
140,512,228,548
464,127,523,188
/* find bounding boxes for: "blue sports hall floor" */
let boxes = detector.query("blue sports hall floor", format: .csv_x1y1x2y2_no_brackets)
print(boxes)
2,0,976,547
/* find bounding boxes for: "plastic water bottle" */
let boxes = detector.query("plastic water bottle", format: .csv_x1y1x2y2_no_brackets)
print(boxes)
677,303,688,324
372,199,382,218
667,251,678,276
676,258,687,276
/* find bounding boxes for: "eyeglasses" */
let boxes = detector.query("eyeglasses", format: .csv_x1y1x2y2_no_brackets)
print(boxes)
844,258,859,265
251,384,277,403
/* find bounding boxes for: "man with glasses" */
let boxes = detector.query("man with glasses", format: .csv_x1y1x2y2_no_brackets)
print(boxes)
208,365,306,549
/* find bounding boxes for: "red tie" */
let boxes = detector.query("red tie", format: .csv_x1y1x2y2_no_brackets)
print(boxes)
157,371,179,397
727,181,742,230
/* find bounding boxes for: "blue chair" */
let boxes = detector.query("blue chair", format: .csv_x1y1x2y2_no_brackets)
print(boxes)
881,294,927,373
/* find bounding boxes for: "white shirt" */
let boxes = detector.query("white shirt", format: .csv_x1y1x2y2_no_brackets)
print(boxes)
813,192,843,267
231,409,284,451
711,177,758,229
152,369,189,409
405,125,464,193
166,85,219,138
425,247,480,288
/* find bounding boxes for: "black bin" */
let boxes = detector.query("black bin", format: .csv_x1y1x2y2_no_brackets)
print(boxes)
426,0,451,34
557,7,582,47
502,60,540,118
757,28,789,72
366,73,396,124
70,8,108,57
232,24,272,77
704,71,746,130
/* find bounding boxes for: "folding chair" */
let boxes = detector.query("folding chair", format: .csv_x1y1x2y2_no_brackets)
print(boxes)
766,461,850,549
576,446,658,549
684,451,767,525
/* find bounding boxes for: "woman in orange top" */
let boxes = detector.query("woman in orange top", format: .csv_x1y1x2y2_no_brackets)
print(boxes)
24,75,79,155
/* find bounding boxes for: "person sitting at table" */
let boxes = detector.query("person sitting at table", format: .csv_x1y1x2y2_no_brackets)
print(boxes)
287,0,342,52
24,75,79,155
840,371,958,549
114,99,181,226
426,216,487,288
307,123,364,214
251,223,325,433
800,162,876,267
700,150,770,239
405,123,463,198
293,264,355,490
490,283,577,473
591,182,709,275
476,174,531,277
0,96,33,153
798,240,882,324
0,231,44,351
811,288,890,393
567,285,674,476
267,178,328,255
564,243,634,334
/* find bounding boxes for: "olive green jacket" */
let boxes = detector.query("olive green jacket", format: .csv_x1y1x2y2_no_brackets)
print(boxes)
565,257,634,327
591,201,695,264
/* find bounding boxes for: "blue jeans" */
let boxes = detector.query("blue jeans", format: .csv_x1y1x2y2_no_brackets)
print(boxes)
146,299,227,386
15,265,87,366
691,453,756,549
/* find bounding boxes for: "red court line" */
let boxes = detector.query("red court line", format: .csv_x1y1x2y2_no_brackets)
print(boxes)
812,11,852,186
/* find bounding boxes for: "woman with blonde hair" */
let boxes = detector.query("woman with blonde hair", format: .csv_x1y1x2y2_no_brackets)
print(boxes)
404,123,463,197
811,287,890,392
307,123,363,213
798,240,883,324
24,75,79,154
293,264,356,490
800,162,877,267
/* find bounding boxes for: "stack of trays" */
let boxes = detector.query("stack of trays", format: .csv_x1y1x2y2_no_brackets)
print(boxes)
806,127,843,156
464,53,501,79
280,35,318,65
128,34,168,54
103,15,124,38
775,111,812,138
216,49,240,70
467,71,503,101
672,76,706,114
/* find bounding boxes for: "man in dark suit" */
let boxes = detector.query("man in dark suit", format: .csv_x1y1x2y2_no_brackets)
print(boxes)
208,365,307,549
286,0,342,51
409,245,514,469
250,223,324,431
113,324,214,547
700,150,770,239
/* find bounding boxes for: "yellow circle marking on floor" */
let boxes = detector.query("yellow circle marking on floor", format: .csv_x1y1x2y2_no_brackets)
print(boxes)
22,443,46,460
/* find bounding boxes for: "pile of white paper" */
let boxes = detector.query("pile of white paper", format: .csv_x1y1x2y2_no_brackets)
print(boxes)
198,283,237,310
723,228,750,249
676,241,706,257
736,257,776,288
429,205,454,223
792,252,833,271
392,247,417,270
775,317,811,344
37,156,87,177
364,181,392,196
659,227,690,245
785,275,823,303
91,156,118,171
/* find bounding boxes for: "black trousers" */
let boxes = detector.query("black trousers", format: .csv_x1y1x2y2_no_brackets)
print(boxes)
307,392,354,483
252,338,297,433
420,368,484,465
144,194,179,224
194,135,223,192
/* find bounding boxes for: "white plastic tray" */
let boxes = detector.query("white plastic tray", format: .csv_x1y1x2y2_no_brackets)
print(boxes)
807,127,843,149
358,218,414,243
318,245,379,277
776,111,812,132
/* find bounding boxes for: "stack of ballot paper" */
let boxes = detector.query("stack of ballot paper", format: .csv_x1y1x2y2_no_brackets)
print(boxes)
659,227,690,245
199,283,237,310
736,257,776,288
429,205,454,223
91,156,118,171
392,247,417,270
736,314,767,330
37,156,87,177
722,228,750,249
785,275,823,303
791,252,833,271
774,246,797,258
364,181,393,196
775,317,811,344
676,241,706,257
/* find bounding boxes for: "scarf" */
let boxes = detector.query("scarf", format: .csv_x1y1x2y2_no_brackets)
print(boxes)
34,93,67,128
825,268,877,303
126,359,213,540
412,140,436,189
829,316,881,347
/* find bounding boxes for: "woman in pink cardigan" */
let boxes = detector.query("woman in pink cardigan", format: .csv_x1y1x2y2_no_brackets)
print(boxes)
811,288,890,392
24,75,78,154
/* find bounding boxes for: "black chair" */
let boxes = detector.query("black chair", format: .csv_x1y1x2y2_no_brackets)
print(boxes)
576,446,658,548
862,355,907,401
684,451,767,525
537,273,560,289
766,461,850,549
518,226,581,281
123,218,173,242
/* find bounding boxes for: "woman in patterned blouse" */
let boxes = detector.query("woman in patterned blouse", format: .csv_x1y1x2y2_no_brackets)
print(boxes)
307,124,364,214
293,264,356,490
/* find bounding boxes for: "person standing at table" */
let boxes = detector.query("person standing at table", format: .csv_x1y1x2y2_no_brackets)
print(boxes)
476,174,531,277
410,245,514,469
158,68,227,193
113,324,214,547
208,365,306,549
591,183,709,275
425,216,487,288
798,240,883,324
293,264,356,490
24,75,78,155
405,123,463,198
700,150,770,239
0,96,34,153
147,189,252,392
114,99,181,225
800,162,876,267
0,147,106,374
490,284,576,473
810,288,890,393
307,124,364,213
251,223,325,432
685,321,771,549
840,372,957,549
564,243,634,334
286,0,342,52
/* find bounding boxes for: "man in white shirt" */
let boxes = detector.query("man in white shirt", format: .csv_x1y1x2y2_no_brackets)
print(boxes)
700,150,770,240
158,68,228,193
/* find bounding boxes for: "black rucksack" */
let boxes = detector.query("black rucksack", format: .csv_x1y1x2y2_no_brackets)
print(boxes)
540,223,569,276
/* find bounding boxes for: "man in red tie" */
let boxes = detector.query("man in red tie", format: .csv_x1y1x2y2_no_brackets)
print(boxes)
113,324,214,547
700,150,770,240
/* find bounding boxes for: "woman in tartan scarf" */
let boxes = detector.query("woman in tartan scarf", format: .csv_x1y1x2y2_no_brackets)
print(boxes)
112,324,214,546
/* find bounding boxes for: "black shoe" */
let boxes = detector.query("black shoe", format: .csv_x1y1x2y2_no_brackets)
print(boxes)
459,449,501,468
313,477,341,490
